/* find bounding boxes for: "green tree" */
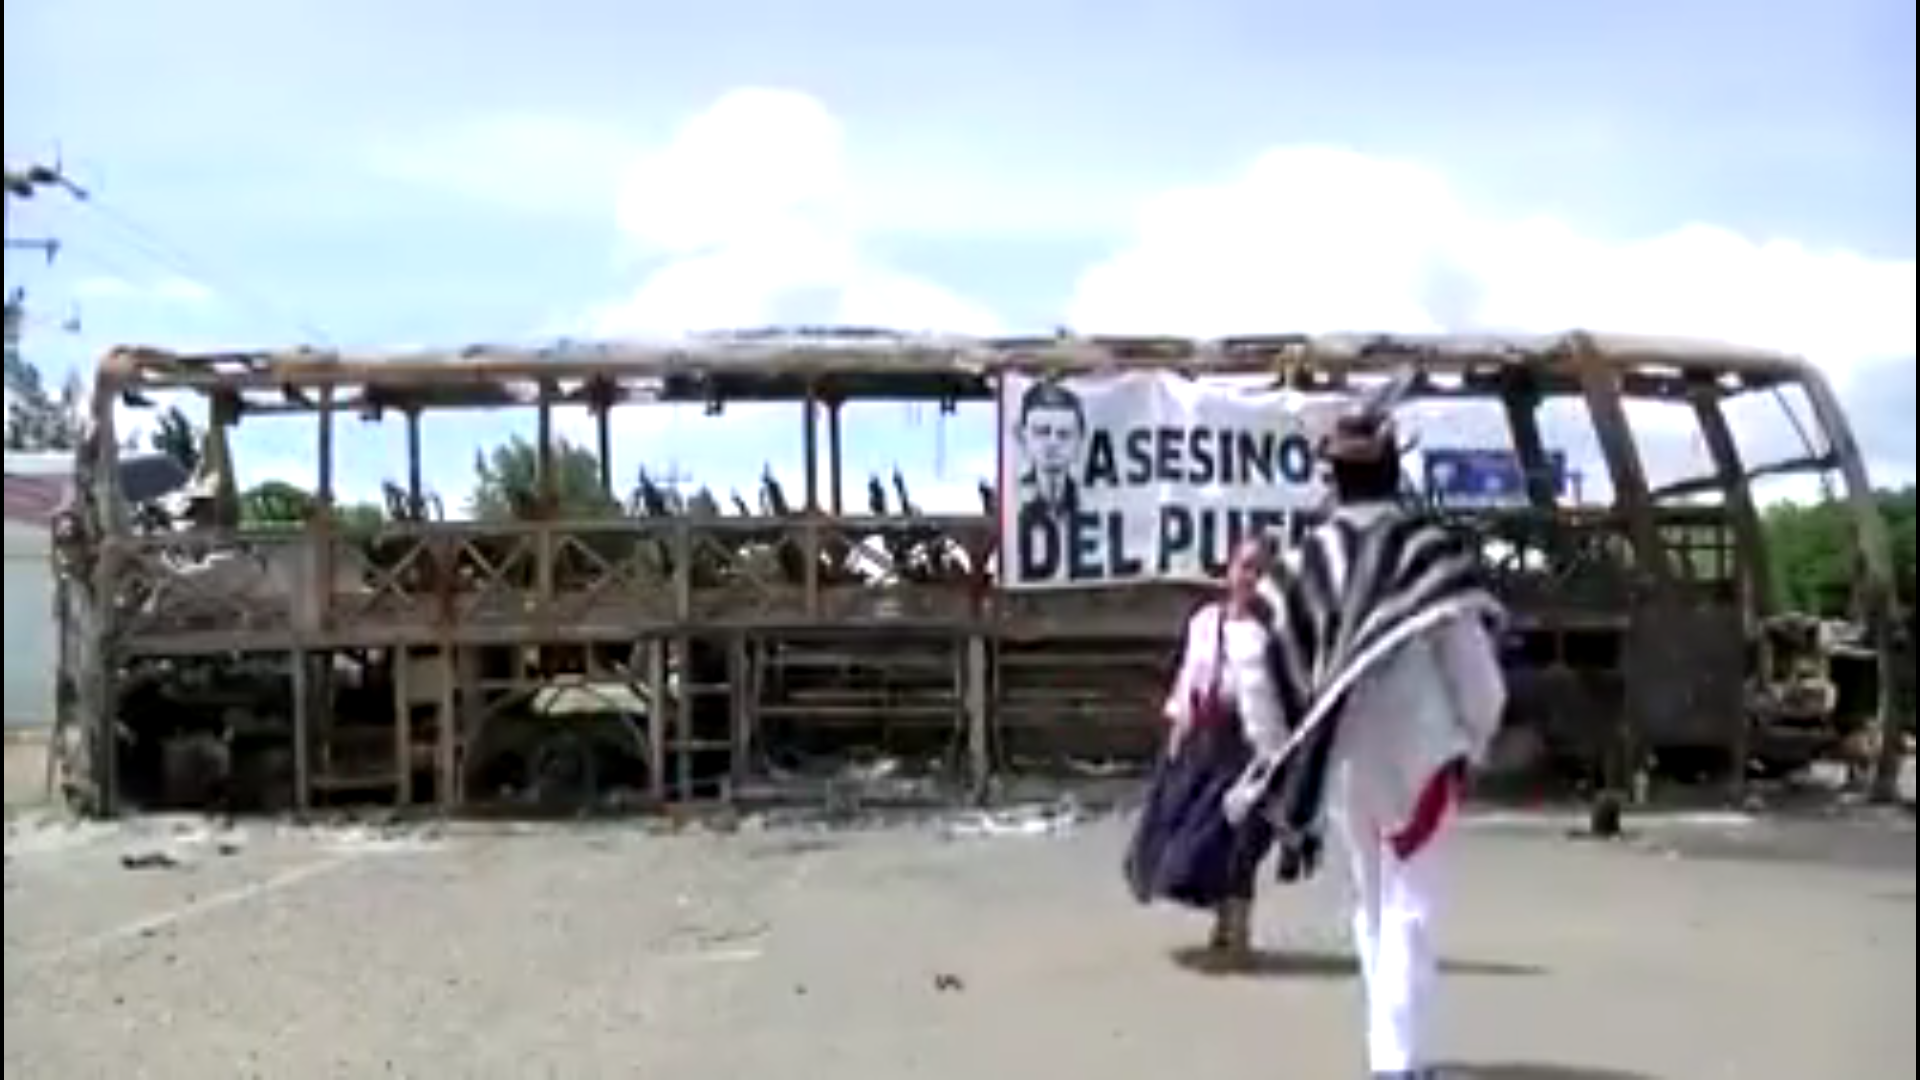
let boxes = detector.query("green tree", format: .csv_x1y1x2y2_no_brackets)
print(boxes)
1882,487,1916,606
335,501,387,533
240,481,316,529
149,406,201,475
3,291,84,452
1764,488,1916,617
469,435,617,520
238,480,384,532
1762,489,1915,735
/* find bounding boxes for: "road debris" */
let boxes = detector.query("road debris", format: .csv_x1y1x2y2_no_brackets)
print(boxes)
300,819,445,855
116,820,248,870
120,848,184,871
941,798,1084,840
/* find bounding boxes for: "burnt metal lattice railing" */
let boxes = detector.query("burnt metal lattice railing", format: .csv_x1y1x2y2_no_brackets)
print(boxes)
115,532,309,638
114,515,1005,648
1449,506,1737,615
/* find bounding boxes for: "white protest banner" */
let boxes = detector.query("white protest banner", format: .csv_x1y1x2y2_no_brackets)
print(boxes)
997,371,1338,590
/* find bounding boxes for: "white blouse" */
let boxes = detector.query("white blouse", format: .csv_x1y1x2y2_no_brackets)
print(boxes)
1163,602,1286,755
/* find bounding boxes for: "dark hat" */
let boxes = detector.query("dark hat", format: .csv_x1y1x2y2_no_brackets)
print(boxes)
1318,366,1416,463
1320,411,1398,464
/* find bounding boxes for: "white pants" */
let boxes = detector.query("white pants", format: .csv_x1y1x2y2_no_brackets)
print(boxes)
1332,781,1452,1075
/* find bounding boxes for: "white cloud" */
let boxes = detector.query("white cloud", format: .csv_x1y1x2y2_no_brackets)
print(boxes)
1070,148,1470,337
1068,145,1915,370
1066,145,1917,488
367,97,1136,243
611,89,848,258
588,88,1000,339
427,100,1912,505
73,275,215,305
561,89,1002,501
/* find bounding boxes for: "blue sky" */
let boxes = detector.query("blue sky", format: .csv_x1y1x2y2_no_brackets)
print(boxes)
4,0,1915,511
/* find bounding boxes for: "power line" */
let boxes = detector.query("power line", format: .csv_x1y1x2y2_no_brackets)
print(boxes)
3,237,60,262
4,160,88,203
59,233,155,285
10,153,333,345
4,161,69,259
5,159,86,344
66,189,336,346
10,155,337,358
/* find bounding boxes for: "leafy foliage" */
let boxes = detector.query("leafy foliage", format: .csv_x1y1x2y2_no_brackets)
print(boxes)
1761,486,1916,731
239,481,316,528
3,294,84,452
469,435,618,520
149,407,201,475
1763,487,1916,616
236,480,384,532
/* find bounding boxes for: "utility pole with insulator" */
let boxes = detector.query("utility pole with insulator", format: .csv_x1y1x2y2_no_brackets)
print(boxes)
5,160,87,263
5,158,89,355
5,157,89,448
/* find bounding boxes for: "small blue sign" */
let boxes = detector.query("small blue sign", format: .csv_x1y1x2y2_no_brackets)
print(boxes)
1424,448,1567,504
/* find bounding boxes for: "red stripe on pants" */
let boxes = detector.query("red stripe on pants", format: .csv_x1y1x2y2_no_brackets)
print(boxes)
1389,759,1464,861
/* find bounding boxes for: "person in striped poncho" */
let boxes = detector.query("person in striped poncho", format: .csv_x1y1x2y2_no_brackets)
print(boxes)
1222,382,1510,1080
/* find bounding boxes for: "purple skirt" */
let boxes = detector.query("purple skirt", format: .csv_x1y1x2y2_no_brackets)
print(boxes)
1124,717,1277,909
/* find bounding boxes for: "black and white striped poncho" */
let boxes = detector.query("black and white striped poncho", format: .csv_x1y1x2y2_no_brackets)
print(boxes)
1226,502,1504,842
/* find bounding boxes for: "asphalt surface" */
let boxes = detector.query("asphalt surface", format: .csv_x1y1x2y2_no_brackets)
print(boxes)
5,805,1914,1080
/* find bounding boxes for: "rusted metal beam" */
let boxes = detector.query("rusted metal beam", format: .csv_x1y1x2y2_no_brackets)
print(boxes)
1571,333,1674,811
674,637,694,802
393,647,413,807
594,392,614,499
81,373,129,815
292,651,312,815
1572,334,1672,590
827,398,844,516
316,386,335,505
1686,380,1776,795
1499,370,1560,511
966,636,990,801
536,382,556,514
803,519,821,620
1647,475,1733,503
1686,382,1777,622
730,635,753,789
97,363,1792,419
96,331,1816,399
405,409,423,511
1649,453,1841,503
672,520,692,622
646,640,669,801
536,386,557,604
314,386,336,632
426,646,448,811
803,390,820,513
1790,368,1904,803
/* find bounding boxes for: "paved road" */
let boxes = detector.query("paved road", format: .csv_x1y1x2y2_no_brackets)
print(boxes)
6,807,1914,1079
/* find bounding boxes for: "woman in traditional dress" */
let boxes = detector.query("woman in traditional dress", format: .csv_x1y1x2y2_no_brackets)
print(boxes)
1126,536,1282,962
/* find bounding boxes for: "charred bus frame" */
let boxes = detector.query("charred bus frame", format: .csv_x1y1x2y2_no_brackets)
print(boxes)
53,330,1905,815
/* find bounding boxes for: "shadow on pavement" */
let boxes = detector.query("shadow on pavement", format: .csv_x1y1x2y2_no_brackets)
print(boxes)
1167,945,1544,980
1435,1065,1656,1080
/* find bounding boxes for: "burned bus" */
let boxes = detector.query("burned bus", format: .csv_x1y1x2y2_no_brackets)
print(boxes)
51,330,1904,816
